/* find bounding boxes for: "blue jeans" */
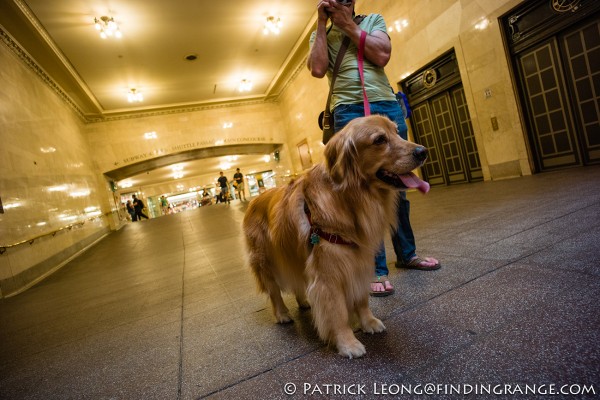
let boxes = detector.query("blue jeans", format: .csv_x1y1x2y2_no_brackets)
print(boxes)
333,101,417,277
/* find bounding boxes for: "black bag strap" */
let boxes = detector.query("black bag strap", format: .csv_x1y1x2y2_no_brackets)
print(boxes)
323,15,366,129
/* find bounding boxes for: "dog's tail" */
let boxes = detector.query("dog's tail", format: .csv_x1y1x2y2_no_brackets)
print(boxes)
243,197,275,294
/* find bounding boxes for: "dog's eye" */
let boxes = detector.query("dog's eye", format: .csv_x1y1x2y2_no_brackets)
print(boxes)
373,135,388,145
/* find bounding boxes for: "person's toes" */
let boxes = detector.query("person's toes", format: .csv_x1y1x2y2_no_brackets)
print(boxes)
370,282,385,293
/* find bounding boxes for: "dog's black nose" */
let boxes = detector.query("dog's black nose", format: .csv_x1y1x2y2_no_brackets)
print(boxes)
413,146,428,162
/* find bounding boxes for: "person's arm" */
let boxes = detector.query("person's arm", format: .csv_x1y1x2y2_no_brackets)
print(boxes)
327,5,391,67
307,1,332,78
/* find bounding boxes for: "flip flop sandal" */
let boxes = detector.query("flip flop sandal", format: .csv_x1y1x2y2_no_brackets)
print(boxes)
370,276,395,297
396,256,441,271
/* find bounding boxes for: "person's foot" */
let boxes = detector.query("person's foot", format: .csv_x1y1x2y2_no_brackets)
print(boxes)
370,276,394,297
396,256,441,271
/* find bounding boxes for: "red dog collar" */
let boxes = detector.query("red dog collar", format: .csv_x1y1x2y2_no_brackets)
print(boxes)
304,203,357,247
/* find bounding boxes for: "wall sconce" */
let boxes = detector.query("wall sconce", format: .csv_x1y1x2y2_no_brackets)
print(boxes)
94,16,122,39
127,88,143,102
263,16,283,35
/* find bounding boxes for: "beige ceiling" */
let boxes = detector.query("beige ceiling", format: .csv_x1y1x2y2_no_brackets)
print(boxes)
0,0,317,191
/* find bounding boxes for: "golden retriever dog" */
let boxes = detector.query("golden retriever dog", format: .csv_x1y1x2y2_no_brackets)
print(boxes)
242,115,430,358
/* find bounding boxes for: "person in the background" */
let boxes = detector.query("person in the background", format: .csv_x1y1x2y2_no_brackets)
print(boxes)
233,168,247,201
160,195,169,215
126,200,137,222
132,194,149,220
217,171,231,205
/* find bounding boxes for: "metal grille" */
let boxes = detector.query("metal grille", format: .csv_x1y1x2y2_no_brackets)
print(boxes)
431,94,466,183
412,104,444,185
563,19,600,163
519,41,577,168
452,87,483,180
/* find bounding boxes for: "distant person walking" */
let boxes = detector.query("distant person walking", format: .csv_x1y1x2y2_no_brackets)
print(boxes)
160,195,169,215
132,194,149,220
126,200,137,222
217,171,231,204
233,168,247,201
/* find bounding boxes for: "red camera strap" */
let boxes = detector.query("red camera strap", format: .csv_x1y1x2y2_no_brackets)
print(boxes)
357,29,370,116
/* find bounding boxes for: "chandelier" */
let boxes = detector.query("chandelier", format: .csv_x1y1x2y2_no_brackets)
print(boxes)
94,16,122,39
238,79,253,92
263,16,282,35
127,88,143,102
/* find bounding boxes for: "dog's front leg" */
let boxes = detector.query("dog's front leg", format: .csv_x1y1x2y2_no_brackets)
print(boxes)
307,272,366,358
356,296,386,334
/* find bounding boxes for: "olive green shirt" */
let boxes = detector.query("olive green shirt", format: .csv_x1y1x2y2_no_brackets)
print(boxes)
309,14,396,111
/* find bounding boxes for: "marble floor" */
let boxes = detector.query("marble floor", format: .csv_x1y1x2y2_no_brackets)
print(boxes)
1,166,599,399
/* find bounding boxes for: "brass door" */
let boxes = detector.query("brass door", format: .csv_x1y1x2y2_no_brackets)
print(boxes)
563,19,600,164
518,40,580,168
515,16,600,170
411,86,482,186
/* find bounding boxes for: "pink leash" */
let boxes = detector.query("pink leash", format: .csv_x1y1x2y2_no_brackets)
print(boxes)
357,30,370,116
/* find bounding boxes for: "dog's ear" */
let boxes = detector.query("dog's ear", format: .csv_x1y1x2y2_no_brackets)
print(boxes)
325,129,362,187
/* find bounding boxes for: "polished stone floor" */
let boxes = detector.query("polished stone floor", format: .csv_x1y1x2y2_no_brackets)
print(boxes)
1,166,599,400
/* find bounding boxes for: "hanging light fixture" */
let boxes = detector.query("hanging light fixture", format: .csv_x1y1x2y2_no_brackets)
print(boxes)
94,16,122,39
127,88,143,102
238,79,253,92
263,16,282,35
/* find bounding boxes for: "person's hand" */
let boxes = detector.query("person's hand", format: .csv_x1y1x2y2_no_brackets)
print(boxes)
316,0,331,25
326,0,354,32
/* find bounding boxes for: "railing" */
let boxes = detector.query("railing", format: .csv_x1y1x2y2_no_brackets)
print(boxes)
0,210,122,255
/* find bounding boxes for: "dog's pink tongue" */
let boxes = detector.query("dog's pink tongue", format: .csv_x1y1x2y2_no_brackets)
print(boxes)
400,173,430,194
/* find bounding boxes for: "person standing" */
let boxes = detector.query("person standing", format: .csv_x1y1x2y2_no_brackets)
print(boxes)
160,195,169,215
307,0,440,297
132,194,149,220
233,168,247,201
217,171,231,204
126,200,137,222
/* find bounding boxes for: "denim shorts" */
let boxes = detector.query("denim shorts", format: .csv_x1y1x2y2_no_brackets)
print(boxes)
333,101,408,140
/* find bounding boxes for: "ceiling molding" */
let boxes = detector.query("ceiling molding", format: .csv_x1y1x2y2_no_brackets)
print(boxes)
12,0,103,112
0,26,88,122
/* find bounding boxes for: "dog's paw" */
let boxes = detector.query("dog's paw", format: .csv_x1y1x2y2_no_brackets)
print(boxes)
362,317,386,334
297,301,311,310
337,338,367,359
275,313,293,324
